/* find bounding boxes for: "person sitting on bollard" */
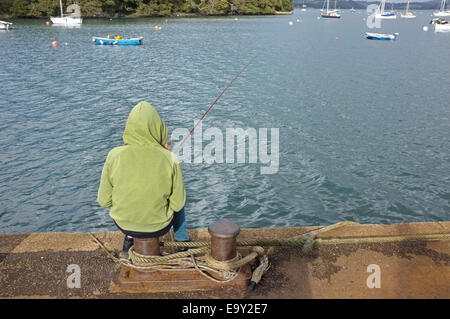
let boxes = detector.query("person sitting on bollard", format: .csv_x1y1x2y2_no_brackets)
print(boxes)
97,101,190,257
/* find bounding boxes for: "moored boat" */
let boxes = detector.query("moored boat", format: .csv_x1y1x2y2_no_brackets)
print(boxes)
51,16,82,25
92,36,144,45
433,0,450,17
376,12,396,19
400,0,416,18
0,20,12,30
50,0,82,25
365,32,399,40
400,12,416,19
322,10,340,18
430,18,450,32
375,0,397,19
321,0,341,18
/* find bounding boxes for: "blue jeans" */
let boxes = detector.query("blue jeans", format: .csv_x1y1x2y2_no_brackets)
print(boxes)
173,207,189,241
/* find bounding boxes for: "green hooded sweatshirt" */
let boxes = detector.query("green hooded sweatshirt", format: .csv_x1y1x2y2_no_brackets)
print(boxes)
97,101,186,233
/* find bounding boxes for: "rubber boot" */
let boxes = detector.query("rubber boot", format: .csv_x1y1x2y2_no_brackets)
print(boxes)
120,235,134,258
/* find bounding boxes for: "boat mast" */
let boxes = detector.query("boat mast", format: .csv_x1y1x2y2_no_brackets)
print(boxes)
327,0,330,13
380,0,385,14
59,0,64,18
406,0,409,13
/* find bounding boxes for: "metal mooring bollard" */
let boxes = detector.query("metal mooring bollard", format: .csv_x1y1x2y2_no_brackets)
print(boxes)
134,238,160,256
208,220,240,261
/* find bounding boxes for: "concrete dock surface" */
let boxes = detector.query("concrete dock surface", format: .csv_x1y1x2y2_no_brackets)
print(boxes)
0,221,448,299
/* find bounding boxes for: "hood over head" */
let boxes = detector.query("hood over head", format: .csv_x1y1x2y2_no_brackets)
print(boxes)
122,101,168,147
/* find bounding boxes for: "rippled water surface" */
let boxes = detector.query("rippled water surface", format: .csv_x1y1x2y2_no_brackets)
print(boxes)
1,10,449,233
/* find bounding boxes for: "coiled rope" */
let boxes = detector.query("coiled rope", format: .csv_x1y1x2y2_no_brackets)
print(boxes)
88,233,310,286
122,238,298,284
121,236,311,285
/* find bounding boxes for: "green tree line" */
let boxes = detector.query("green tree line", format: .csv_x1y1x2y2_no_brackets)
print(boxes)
1,0,294,18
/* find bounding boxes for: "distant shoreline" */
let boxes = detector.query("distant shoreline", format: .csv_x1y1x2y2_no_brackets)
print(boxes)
0,11,295,20
1,7,445,20
1,9,444,21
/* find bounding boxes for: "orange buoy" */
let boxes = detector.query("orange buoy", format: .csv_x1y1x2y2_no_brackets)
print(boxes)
51,41,59,47
46,21,51,26
165,19,168,23
154,25,160,30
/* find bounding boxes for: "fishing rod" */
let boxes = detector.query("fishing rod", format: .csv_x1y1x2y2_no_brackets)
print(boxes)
173,55,257,153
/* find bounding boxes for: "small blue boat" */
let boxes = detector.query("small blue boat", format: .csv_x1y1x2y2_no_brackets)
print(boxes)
92,36,143,45
365,32,399,40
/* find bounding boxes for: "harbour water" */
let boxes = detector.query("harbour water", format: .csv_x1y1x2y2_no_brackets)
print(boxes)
0,10,449,233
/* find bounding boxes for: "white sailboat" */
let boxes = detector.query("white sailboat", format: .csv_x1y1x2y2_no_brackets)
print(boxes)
321,0,341,18
50,0,82,25
375,0,396,19
301,0,307,11
433,0,450,17
400,0,416,18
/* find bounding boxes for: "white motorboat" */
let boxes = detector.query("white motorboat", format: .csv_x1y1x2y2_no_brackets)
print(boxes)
0,20,12,30
431,18,450,31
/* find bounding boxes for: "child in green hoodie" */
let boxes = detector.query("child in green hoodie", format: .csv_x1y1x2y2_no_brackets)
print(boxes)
97,101,189,254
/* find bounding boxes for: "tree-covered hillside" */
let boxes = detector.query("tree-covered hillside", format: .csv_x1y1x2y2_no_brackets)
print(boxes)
0,0,294,18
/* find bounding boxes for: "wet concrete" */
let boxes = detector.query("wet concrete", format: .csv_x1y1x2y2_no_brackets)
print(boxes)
0,222,448,299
